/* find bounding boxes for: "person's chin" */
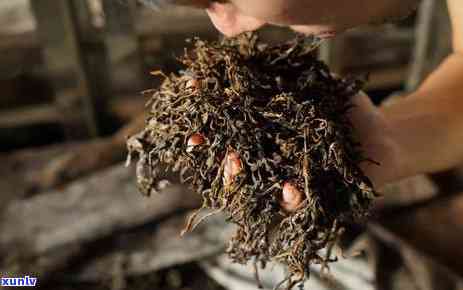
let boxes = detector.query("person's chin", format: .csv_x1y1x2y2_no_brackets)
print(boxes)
206,3,266,37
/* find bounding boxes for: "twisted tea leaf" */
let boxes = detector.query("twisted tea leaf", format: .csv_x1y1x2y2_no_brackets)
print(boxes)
127,32,376,287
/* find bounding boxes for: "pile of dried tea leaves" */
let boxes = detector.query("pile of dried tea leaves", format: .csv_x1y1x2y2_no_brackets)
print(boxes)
127,33,376,287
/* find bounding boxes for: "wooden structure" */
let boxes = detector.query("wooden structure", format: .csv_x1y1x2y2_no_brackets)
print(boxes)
319,0,451,92
319,27,414,90
30,0,105,139
407,0,451,91
29,0,144,139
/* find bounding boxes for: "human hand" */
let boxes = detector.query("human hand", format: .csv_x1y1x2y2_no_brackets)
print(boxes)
349,92,404,188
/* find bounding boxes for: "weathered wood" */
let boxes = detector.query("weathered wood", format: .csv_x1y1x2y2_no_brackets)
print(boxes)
407,0,451,91
0,144,78,210
0,86,147,131
0,104,61,128
383,193,463,277
367,223,463,290
102,0,146,94
407,0,436,91
0,142,227,282
0,0,34,35
109,97,145,122
135,6,213,37
72,213,230,282
319,27,413,90
30,0,107,139
0,164,200,277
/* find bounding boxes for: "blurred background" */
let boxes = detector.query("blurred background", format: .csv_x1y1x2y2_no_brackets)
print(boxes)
1,0,463,289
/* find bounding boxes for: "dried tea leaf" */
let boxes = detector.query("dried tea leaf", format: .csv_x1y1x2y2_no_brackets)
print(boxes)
127,32,376,288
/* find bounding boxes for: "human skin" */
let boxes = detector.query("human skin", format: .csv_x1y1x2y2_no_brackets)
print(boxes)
360,0,463,187
35,0,463,191
205,0,463,189
206,0,419,37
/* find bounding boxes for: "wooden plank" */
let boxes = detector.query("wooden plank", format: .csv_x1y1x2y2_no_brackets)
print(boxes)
0,95,144,128
29,0,102,139
407,0,451,91
0,105,60,128
407,0,436,91
0,164,201,277
108,96,145,122
102,0,146,93
136,6,213,37
74,214,226,281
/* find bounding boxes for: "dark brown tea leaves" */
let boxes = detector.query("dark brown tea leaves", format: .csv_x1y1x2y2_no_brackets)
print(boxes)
127,33,376,287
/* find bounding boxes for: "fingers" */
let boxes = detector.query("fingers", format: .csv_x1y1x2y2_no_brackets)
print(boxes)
349,92,382,139
348,93,402,188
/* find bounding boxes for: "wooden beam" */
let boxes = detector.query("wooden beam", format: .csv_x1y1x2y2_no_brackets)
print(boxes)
29,0,106,139
0,105,60,128
102,0,146,93
0,164,200,277
407,0,436,91
407,0,451,91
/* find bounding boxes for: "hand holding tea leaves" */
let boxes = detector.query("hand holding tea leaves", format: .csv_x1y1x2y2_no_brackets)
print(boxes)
348,92,403,189
127,34,377,286
205,0,463,181
349,55,463,191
